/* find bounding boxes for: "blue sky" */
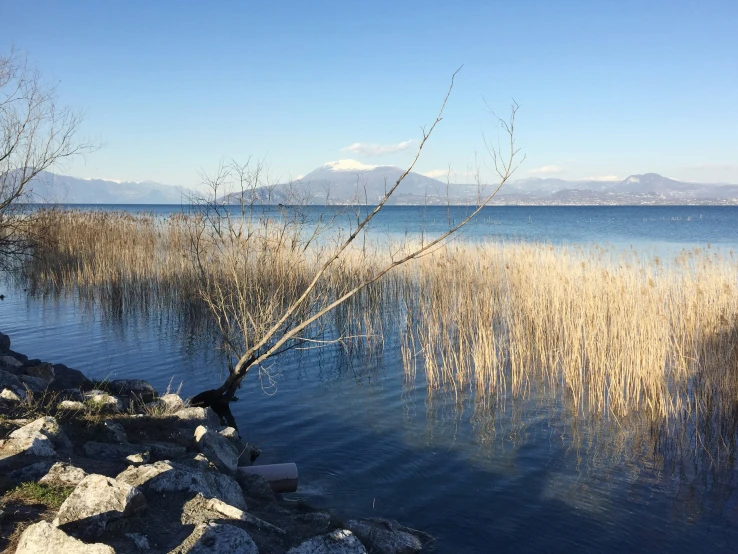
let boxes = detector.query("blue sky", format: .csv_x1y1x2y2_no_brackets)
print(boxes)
2,0,737,187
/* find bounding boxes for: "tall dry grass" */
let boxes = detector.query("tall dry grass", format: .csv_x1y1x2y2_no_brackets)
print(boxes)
19,209,738,434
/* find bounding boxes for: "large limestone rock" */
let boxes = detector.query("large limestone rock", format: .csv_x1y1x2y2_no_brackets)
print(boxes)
53,474,146,538
10,417,73,452
0,417,71,463
16,521,114,554
170,522,258,554
287,529,367,554
116,460,247,510
39,462,88,486
194,425,239,475
346,519,424,554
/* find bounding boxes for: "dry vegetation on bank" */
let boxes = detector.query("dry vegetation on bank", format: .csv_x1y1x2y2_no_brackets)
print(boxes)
19,209,738,428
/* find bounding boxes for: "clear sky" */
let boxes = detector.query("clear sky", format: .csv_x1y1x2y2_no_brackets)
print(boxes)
2,0,737,188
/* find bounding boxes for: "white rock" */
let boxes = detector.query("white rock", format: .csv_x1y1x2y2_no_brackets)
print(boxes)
146,393,185,414
1,387,23,402
205,497,286,535
173,407,220,428
57,400,85,410
194,425,239,475
39,462,88,486
170,522,258,554
116,460,246,510
84,390,123,413
53,474,146,538
219,427,239,440
16,521,114,554
9,417,72,451
1,416,72,461
287,529,367,554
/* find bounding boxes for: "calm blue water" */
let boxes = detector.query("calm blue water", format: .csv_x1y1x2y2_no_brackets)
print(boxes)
3,205,738,552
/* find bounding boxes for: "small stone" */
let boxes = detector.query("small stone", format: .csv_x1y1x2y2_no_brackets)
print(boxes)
53,474,146,538
1,387,23,402
57,400,85,411
219,427,239,440
287,529,367,554
84,390,123,413
173,407,221,429
170,522,258,554
194,425,239,475
236,472,275,501
39,462,88,486
145,393,184,414
16,521,114,554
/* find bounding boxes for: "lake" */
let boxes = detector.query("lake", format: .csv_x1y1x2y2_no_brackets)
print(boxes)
3,205,738,552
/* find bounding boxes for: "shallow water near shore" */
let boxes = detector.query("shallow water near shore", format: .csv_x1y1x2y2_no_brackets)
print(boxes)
3,205,738,552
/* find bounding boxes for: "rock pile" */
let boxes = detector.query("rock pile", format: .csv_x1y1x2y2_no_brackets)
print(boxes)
0,331,430,553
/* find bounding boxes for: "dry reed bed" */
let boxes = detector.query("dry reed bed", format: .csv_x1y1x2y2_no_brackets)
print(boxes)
20,210,738,428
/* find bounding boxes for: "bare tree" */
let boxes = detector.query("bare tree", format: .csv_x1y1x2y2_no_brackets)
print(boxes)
188,69,524,427
0,48,94,268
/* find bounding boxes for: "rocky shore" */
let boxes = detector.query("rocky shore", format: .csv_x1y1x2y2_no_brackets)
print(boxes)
0,332,431,553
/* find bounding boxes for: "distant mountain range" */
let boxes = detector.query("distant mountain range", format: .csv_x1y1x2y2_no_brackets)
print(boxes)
25,171,188,204
223,160,738,206
23,164,738,206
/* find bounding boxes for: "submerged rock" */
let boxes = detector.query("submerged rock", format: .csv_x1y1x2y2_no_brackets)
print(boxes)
116,460,247,510
170,522,258,554
53,474,146,538
346,518,425,554
16,521,114,554
194,425,239,475
287,529,367,554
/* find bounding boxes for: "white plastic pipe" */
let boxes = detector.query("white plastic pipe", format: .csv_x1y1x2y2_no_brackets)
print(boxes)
237,463,298,493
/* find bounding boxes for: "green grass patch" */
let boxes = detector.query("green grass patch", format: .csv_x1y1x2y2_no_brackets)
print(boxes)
10,482,75,508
